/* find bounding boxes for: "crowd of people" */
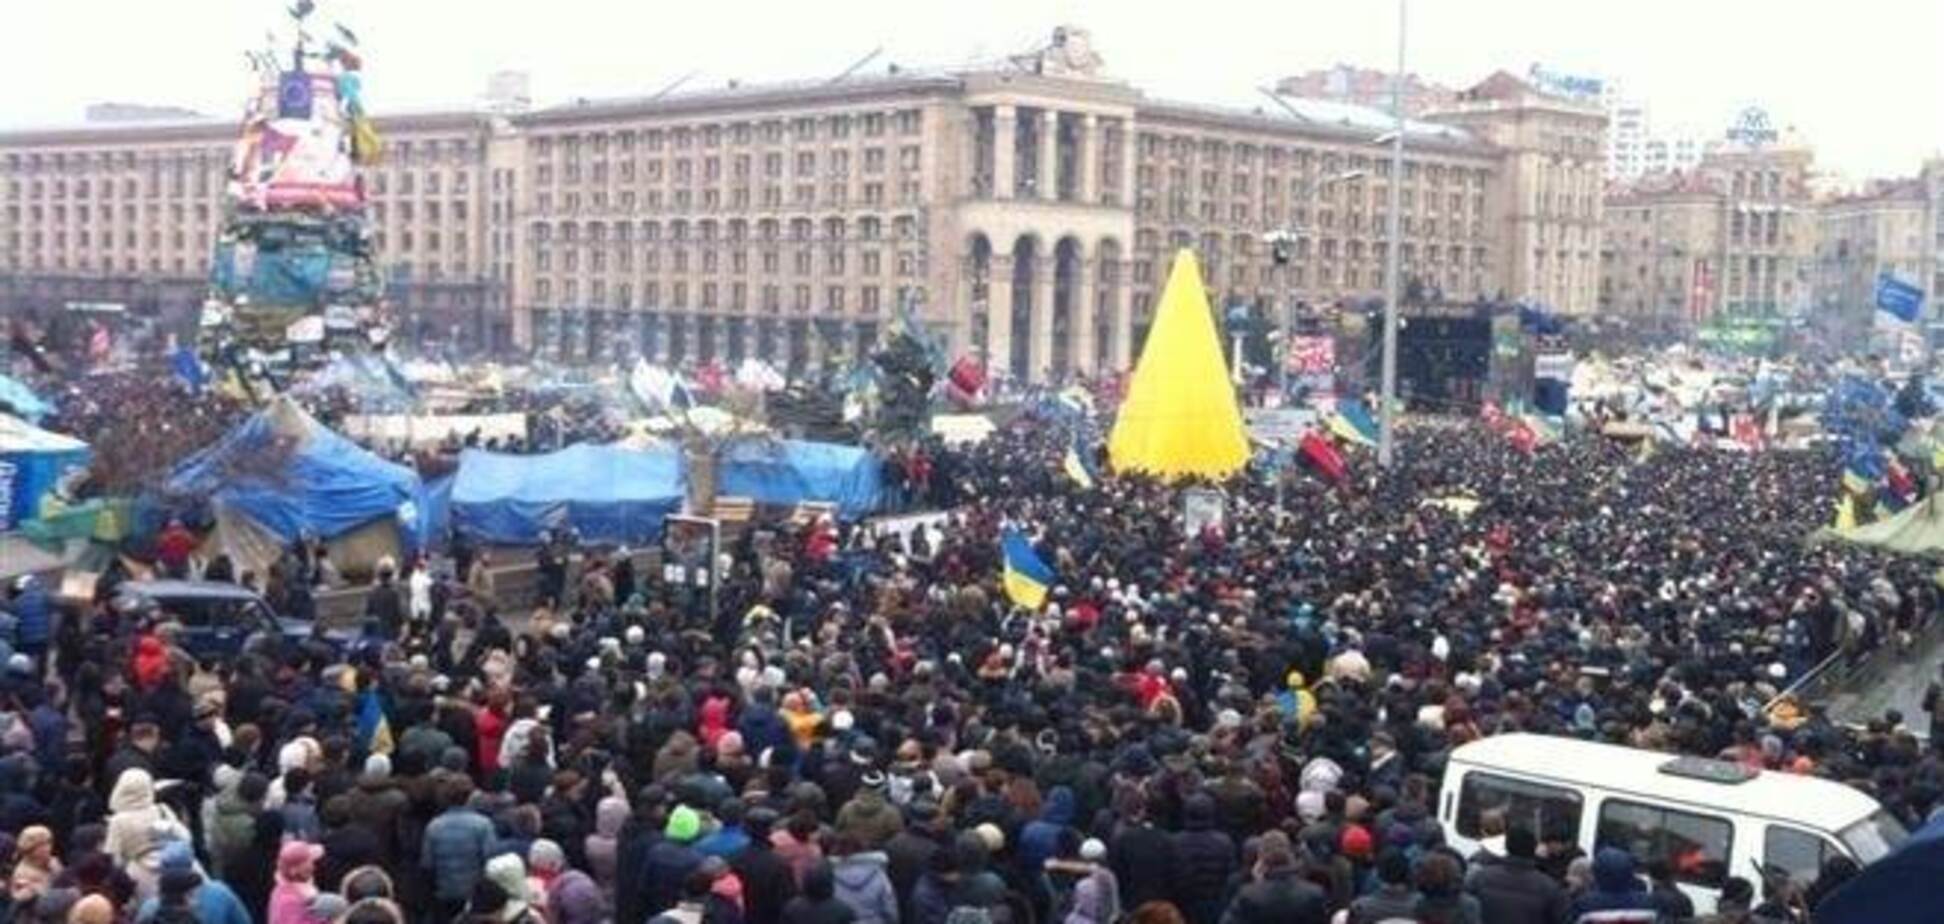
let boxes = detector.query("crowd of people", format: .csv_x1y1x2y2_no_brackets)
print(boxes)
2,377,1941,924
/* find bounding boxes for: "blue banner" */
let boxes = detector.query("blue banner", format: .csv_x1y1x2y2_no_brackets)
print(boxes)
1877,272,1925,323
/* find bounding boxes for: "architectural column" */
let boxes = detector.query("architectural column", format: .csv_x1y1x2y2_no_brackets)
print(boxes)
987,255,1015,381
1031,265,1056,381
1074,255,1098,374
1110,282,1134,369
1078,114,1100,205
992,106,1016,200
1039,110,1060,201
1117,123,1136,206
956,269,978,358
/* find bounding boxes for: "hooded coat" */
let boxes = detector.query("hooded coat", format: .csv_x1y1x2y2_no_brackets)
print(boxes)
104,769,189,898
1566,848,1661,924
1168,794,1236,924
1018,786,1076,872
584,795,630,888
832,852,899,924
836,788,905,850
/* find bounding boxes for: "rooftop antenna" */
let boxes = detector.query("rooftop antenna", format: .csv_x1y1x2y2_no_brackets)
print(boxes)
828,47,884,85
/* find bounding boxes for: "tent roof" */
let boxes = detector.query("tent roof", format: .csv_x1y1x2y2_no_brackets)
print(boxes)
0,413,88,454
1811,495,1944,556
1107,249,1251,479
163,396,420,542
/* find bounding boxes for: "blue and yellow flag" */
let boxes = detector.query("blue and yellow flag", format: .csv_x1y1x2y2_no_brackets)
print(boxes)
1001,526,1055,609
1063,437,1100,489
356,687,394,756
1326,399,1379,447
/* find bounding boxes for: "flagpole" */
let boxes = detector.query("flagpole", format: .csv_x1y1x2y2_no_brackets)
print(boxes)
1377,0,1407,469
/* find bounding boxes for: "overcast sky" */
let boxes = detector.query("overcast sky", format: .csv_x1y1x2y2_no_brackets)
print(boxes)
5,0,1940,180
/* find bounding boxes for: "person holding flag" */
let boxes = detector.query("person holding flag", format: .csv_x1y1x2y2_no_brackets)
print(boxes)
1063,433,1100,489
1001,525,1056,610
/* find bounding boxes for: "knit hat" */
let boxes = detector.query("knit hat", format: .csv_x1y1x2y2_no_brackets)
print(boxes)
363,754,392,782
485,853,530,907
1339,825,1374,861
665,805,703,843
1079,838,1107,862
973,823,1005,853
159,840,196,873
529,839,566,873
277,841,324,879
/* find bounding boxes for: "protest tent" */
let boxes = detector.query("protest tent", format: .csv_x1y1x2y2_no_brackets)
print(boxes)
717,438,884,520
0,414,91,530
1810,494,1944,556
451,443,686,545
1108,250,1251,479
161,397,424,574
0,375,53,424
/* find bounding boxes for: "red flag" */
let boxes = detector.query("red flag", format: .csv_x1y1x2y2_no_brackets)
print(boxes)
1299,429,1348,485
1507,419,1538,455
949,356,987,396
1731,414,1765,452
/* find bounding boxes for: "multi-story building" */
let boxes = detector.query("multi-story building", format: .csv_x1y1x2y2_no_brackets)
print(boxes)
1814,174,1935,347
2,28,1607,381
1599,129,1819,332
1429,72,1606,314
1273,65,1458,117
1606,96,1648,180
0,109,516,353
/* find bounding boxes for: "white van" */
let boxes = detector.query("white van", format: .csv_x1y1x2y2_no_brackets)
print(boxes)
1438,734,1908,913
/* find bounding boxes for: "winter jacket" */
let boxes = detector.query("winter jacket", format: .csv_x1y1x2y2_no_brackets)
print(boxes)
420,805,496,902
734,842,800,924
1218,866,1329,924
832,852,899,924
1567,848,1660,924
1169,796,1237,924
1110,822,1177,911
585,796,629,887
11,586,50,649
104,768,189,898
204,787,259,879
644,839,706,915
1467,853,1570,924
331,777,410,867
1018,786,1077,872
544,868,607,924
836,790,906,850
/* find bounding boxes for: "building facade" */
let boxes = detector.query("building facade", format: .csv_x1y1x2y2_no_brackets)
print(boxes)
2,29,1607,381
1599,133,1820,334
1814,174,1936,348
0,111,516,353
1428,72,1606,315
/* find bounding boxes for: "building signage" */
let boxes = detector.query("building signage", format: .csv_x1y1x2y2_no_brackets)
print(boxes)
1725,107,1779,147
1527,64,1603,100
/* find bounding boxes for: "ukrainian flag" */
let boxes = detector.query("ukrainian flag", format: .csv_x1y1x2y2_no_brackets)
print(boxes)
1326,399,1379,447
1063,437,1100,489
356,687,394,756
1001,526,1055,610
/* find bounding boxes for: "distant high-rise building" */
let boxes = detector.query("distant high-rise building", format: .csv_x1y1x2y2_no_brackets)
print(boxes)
1603,90,1702,181
1274,64,1457,117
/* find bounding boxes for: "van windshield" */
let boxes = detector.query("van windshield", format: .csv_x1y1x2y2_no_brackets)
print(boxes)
1838,810,1909,864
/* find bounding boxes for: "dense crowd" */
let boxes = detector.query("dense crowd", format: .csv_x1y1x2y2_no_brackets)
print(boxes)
1,402,1940,924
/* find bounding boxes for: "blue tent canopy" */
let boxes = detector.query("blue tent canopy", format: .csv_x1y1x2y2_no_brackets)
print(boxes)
0,414,90,530
162,397,424,547
718,438,882,520
451,443,686,545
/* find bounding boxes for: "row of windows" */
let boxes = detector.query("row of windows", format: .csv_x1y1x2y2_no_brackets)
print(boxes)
528,178,925,214
7,174,223,201
532,244,913,277
2,147,227,173
530,278,901,315
530,109,925,158
528,215,920,243
1133,133,1491,188
532,145,925,187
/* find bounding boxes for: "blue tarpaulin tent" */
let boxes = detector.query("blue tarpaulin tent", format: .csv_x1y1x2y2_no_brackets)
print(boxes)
0,376,53,424
0,414,90,530
1816,814,1934,924
451,443,686,545
162,397,424,559
718,438,883,520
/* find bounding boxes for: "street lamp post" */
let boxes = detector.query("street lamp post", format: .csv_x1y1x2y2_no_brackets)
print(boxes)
1377,0,1407,469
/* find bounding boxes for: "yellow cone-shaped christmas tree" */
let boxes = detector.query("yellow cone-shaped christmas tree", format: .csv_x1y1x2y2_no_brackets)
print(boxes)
1108,249,1251,480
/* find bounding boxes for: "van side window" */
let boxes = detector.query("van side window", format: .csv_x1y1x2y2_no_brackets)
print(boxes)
1456,772,1583,842
1597,799,1733,887
1764,826,1838,890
